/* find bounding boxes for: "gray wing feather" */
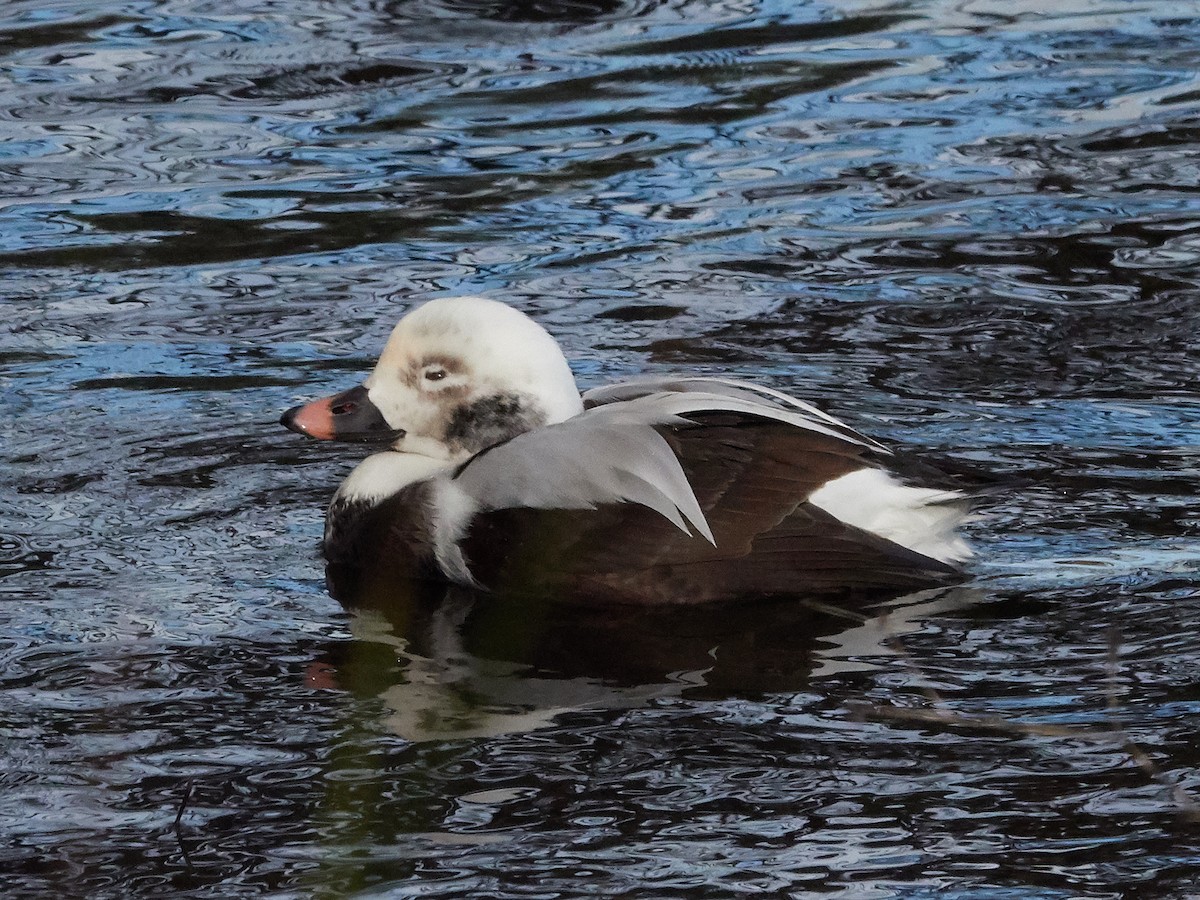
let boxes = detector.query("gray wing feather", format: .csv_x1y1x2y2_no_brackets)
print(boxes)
453,396,715,543
452,389,883,544
582,377,889,452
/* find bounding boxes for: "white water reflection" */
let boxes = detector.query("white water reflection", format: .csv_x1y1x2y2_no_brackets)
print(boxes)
343,586,984,742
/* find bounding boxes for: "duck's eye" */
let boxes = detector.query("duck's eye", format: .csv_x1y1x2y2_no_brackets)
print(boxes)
423,368,447,382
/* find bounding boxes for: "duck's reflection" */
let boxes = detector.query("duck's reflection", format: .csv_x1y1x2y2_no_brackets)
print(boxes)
316,564,982,742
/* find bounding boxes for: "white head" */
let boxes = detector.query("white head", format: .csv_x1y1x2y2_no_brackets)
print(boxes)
357,296,583,459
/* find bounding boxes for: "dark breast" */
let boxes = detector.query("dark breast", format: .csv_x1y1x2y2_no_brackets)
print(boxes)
322,483,442,607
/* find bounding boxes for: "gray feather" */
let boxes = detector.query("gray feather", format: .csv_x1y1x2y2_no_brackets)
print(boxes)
582,378,889,451
451,390,888,544
453,395,725,543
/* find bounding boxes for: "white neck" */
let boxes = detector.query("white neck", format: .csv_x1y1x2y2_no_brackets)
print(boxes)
333,452,453,505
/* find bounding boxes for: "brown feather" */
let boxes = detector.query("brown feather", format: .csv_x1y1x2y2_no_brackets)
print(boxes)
460,413,960,605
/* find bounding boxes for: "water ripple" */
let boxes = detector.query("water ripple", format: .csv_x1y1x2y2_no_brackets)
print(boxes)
1,0,1199,896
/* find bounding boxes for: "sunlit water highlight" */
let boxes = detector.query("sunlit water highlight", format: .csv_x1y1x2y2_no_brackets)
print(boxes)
1,0,1199,895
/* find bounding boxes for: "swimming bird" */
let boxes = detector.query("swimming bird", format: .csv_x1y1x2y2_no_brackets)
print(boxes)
282,296,973,605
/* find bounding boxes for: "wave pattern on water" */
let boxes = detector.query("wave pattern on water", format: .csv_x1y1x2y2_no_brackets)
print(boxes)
1,0,1198,896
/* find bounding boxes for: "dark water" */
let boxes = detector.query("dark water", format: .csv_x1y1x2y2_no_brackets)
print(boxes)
2,0,1199,895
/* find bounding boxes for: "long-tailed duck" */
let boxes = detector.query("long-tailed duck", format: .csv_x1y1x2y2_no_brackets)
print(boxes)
282,296,973,605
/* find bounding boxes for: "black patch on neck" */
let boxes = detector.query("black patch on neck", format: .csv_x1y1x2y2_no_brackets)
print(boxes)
445,392,540,454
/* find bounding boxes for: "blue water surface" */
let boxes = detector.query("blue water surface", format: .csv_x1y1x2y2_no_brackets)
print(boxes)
1,0,1198,896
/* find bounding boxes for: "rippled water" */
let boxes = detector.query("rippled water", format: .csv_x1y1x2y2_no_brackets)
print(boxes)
2,0,1199,895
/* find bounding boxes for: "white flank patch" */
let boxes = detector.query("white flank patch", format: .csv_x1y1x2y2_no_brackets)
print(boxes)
807,468,972,564
429,479,484,588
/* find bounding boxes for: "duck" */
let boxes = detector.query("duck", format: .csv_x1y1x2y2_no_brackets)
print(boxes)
282,295,974,606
